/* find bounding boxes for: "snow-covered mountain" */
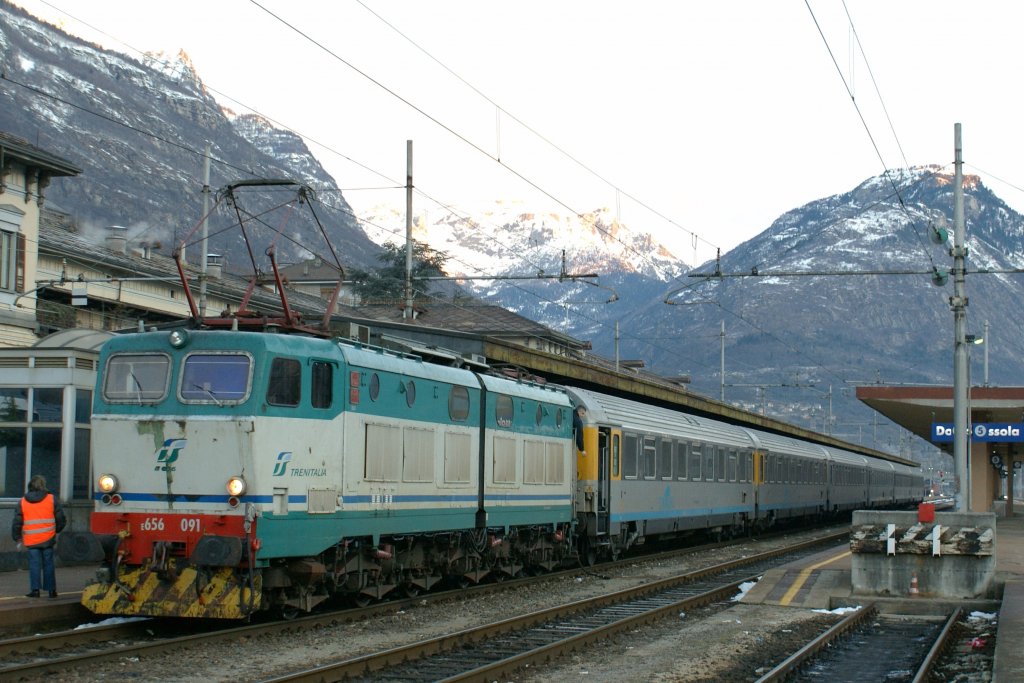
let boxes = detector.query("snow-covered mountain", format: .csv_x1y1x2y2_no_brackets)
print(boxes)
359,200,688,332
0,0,380,270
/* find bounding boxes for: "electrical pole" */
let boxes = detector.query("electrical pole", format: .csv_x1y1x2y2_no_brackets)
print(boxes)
720,320,725,402
198,144,211,318
952,123,970,513
404,140,414,319
984,320,990,387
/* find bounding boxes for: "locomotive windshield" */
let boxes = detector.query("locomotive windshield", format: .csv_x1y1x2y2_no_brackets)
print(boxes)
103,353,170,403
180,353,251,403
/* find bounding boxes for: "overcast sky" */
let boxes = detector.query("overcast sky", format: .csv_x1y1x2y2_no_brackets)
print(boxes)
12,1,1024,267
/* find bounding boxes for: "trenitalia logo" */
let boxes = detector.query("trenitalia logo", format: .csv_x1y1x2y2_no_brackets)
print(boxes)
272,452,292,476
155,438,186,471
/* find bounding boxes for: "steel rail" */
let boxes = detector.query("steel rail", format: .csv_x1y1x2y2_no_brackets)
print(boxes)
911,607,963,683
256,534,842,683
753,604,879,682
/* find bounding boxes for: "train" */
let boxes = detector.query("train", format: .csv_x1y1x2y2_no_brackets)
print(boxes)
80,328,922,619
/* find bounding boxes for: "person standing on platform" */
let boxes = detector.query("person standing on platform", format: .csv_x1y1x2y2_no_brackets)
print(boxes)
11,474,66,598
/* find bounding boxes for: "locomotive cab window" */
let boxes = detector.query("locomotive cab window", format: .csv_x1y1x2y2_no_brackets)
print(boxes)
181,353,251,403
103,353,170,403
311,361,333,409
267,357,301,406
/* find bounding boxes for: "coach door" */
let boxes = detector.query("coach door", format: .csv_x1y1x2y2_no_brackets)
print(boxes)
597,428,618,534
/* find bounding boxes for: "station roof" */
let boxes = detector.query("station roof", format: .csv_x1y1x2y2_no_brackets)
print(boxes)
857,385,1024,455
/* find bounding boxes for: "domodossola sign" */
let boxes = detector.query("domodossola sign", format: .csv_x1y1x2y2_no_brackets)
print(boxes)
932,422,1024,443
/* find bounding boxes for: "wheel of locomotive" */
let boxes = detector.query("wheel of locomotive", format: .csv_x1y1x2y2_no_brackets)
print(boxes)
401,582,421,598
352,593,373,608
279,605,301,620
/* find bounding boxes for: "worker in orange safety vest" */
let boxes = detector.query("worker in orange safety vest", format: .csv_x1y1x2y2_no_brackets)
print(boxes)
11,474,67,598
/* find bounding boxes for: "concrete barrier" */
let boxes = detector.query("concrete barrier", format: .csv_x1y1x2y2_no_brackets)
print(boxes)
850,510,996,599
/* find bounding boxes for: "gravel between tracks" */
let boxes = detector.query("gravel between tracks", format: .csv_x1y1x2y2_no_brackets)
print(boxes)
48,528,847,682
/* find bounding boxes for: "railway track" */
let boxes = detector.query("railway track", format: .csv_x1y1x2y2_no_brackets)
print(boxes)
251,534,842,683
0,528,846,681
754,604,961,682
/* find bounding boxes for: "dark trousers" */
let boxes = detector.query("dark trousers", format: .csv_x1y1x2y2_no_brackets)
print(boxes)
26,545,56,593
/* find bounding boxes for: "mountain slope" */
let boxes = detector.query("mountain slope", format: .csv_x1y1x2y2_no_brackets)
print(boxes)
0,0,380,270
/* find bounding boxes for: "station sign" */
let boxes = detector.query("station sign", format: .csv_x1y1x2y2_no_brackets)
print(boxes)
931,422,1024,443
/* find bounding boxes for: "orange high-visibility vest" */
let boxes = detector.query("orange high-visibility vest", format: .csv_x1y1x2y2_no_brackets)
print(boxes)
20,494,56,547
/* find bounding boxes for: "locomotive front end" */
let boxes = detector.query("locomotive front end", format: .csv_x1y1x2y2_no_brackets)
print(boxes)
81,330,261,619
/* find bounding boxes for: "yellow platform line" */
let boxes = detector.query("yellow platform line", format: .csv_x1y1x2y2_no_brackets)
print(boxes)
779,550,851,606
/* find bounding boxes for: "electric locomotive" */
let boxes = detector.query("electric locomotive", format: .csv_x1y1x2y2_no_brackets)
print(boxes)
81,328,575,618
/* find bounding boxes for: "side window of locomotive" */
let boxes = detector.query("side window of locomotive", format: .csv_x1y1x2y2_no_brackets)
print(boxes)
658,438,672,479
267,357,301,407
642,437,656,479
311,361,333,409
181,353,251,403
495,394,514,428
449,386,470,422
689,444,702,480
622,433,638,478
104,353,170,403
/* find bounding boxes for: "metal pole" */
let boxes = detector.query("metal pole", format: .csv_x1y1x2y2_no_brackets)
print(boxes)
984,320,990,387
198,144,211,318
828,384,833,435
952,123,970,512
404,140,414,319
720,320,725,402
615,321,620,370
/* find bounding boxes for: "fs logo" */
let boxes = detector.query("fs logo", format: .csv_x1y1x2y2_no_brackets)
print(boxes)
155,438,186,471
272,452,293,477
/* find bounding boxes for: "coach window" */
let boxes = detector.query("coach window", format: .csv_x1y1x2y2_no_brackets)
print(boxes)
658,438,672,479
715,446,726,481
611,432,620,477
727,450,737,482
622,433,638,478
267,357,301,406
643,437,656,479
449,386,470,421
311,361,333,409
675,441,688,480
689,443,702,480
704,446,715,482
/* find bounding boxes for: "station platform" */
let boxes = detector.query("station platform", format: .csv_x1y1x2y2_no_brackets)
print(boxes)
742,512,1024,682
0,562,97,628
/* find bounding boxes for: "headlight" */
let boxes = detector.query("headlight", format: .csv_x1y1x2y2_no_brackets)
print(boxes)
168,329,190,348
226,477,246,497
97,473,119,493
